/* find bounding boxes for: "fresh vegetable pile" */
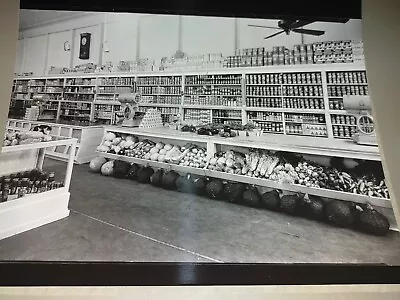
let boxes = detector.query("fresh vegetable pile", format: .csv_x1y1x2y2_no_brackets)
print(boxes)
88,155,392,237
3,128,52,146
206,149,390,199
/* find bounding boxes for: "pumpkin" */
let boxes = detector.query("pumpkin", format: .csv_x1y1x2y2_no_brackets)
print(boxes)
164,144,173,151
89,156,107,173
104,132,116,141
101,161,114,176
96,145,110,152
151,153,159,161
156,142,165,149
150,147,159,154
157,155,166,162
159,149,167,155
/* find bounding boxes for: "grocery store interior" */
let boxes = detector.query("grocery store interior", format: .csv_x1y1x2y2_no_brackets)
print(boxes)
1,9,400,264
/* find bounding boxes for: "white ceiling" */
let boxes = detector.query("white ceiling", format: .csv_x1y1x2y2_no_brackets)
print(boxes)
19,9,88,30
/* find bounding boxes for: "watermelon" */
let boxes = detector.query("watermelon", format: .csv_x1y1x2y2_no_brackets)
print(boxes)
223,182,246,204
113,160,131,179
127,164,140,180
137,166,154,184
242,185,261,207
205,179,224,200
150,169,164,187
161,170,180,190
260,190,281,211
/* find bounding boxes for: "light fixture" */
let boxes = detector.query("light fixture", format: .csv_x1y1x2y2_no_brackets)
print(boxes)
64,41,71,51
103,41,110,53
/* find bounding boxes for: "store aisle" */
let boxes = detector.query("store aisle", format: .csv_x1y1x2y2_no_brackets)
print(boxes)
1,159,400,264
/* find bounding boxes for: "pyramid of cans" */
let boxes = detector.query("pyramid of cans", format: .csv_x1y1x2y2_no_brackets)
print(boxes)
225,40,364,68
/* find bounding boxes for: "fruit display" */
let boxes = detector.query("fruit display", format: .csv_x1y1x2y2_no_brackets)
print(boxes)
3,128,52,147
0,169,63,202
176,146,208,169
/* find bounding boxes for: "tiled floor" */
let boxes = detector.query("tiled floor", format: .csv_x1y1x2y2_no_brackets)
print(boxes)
0,159,400,264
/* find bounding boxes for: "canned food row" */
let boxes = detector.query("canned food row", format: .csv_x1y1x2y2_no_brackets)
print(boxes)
283,98,324,110
331,114,356,125
246,97,282,108
137,76,181,86
328,85,369,96
327,71,367,84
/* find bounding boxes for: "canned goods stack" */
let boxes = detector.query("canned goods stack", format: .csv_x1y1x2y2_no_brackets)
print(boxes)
247,111,283,122
156,96,181,105
185,74,241,85
255,122,284,134
246,97,282,108
332,125,357,139
282,72,322,84
286,123,327,137
283,98,324,110
327,71,367,84
246,73,281,84
327,85,369,97
312,40,358,64
184,109,211,123
282,85,323,97
0,170,64,203
246,86,282,96
331,114,356,126
184,95,241,107
212,110,241,119
284,113,325,124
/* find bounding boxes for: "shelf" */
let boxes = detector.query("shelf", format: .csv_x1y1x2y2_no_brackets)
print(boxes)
1,138,76,153
285,121,326,125
246,84,281,86
281,83,323,86
185,83,241,87
282,95,324,98
61,100,93,104
245,107,325,114
212,117,242,120
139,103,180,107
97,151,390,209
249,119,283,122
246,95,281,98
332,123,357,126
104,126,381,161
183,105,242,110
327,83,368,86
94,100,121,105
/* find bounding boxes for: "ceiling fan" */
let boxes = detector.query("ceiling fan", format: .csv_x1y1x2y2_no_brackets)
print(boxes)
248,19,350,39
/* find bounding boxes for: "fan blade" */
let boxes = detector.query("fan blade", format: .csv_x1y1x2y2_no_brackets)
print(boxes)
264,30,286,39
248,24,281,30
290,20,315,29
292,28,325,36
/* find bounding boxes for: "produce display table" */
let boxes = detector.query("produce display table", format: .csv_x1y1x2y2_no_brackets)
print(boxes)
99,126,390,210
0,138,76,240
7,119,104,164
105,126,381,161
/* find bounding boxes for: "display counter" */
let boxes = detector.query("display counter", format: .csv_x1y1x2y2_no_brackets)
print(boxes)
105,126,381,161
7,118,104,164
98,126,389,207
0,138,76,240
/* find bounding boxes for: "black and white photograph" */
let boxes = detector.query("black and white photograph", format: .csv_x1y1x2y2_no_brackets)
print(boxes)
1,8,399,267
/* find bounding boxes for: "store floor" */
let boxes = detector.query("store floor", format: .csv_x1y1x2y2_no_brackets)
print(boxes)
1,159,400,264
